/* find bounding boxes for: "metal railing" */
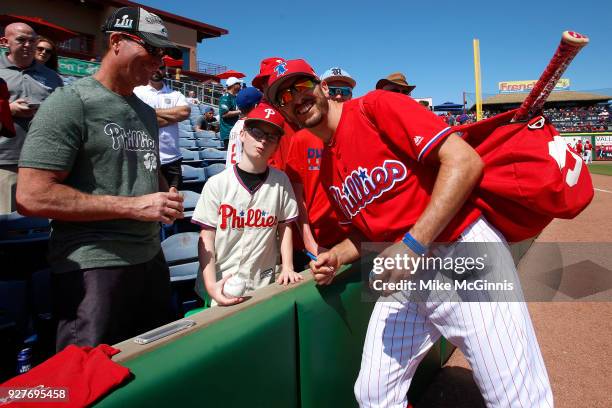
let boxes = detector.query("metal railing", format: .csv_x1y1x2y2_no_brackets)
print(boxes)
196,61,228,76
164,78,225,106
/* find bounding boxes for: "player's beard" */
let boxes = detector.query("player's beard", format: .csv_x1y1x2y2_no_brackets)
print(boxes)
291,87,328,129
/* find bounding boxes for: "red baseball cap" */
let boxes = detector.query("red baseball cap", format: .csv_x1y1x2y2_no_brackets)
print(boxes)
264,59,318,105
252,57,286,91
244,102,285,135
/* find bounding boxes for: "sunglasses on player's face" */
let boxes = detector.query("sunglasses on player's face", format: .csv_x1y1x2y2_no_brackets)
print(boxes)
328,86,352,97
118,32,165,58
246,126,280,144
276,78,318,107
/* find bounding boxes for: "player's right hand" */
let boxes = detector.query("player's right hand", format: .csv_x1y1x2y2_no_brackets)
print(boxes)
10,99,36,118
134,188,185,224
309,250,340,286
212,274,245,306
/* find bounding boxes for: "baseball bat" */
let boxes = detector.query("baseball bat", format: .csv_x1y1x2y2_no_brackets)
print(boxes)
512,31,589,121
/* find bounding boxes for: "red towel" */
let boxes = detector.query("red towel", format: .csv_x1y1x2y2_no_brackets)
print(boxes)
0,344,131,407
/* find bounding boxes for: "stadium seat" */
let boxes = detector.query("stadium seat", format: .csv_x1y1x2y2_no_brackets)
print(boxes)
196,138,223,149
200,148,226,165
180,148,199,161
179,130,195,139
179,139,197,149
195,130,217,139
181,190,200,218
181,166,207,192
0,212,50,244
205,163,226,178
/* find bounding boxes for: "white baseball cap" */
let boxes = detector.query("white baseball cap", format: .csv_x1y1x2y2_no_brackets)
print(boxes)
225,77,243,87
320,67,356,88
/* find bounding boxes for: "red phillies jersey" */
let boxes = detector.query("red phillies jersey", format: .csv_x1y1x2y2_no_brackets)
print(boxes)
268,121,296,170
320,90,481,243
285,129,351,248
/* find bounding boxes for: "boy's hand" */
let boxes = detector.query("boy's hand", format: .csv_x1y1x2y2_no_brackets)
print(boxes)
211,274,245,306
276,266,304,286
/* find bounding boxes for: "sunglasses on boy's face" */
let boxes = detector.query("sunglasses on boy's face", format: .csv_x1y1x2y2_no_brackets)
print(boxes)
328,86,352,97
246,126,280,144
276,78,318,107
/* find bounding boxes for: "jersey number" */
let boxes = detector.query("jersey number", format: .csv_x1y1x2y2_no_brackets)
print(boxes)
548,135,582,187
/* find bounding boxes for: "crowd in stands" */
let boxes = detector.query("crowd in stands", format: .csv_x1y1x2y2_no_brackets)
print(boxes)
438,105,611,133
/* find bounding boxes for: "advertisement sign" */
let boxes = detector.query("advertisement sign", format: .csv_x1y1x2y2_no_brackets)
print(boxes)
58,57,100,77
498,78,570,93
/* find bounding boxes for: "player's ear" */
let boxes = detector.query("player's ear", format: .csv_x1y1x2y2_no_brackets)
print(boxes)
320,80,330,98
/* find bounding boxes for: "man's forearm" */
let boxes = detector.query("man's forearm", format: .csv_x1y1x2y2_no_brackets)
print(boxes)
221,110,240,120
155,106,190,125
330,231,363,266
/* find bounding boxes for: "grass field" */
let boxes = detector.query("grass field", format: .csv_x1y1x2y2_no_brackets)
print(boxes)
588,162,612,176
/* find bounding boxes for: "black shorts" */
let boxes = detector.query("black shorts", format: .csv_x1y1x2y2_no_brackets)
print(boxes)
161,159,183,188
53,250,175,351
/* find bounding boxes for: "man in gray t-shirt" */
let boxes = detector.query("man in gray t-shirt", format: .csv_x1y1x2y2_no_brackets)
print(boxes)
17,7,185,351
0,22,62,214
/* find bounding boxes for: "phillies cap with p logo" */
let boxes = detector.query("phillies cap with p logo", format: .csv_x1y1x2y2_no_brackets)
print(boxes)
244,102,285,135
264,58,318,105
102,7,181,58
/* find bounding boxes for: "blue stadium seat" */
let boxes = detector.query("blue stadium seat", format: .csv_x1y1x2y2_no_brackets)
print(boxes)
196,138,223,149
195,130,217,139
199,148,226,165
180,148,200,161
179,138,197,149
205,163,226,179
161,232,199,282
0,212,50,244
180,190,200,218
179,130,195,139
181,165,206,182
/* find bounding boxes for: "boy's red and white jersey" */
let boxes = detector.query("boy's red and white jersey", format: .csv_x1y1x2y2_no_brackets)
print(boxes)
320,91,481,243
192,165,297,288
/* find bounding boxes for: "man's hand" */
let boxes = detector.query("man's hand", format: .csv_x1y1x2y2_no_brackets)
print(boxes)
369,241,418,297
210,274,245,306
309,250,340,286
133,186,185,224
10,99,36,118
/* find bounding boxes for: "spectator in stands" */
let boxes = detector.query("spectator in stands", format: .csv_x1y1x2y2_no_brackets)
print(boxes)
16,7,184,350
375,72,416,95
186,90,200,105
134,67,191,188
192,103,302,306
320,67,355,102
226,86,262,167
0,22,63,214
35,36,59,72
195,106,219,132
219,76,243,149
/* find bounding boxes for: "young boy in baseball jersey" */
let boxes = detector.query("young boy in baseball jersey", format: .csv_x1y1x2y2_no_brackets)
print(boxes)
192,103,303,306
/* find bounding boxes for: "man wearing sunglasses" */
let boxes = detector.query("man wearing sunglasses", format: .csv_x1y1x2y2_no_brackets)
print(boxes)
192,102,302,307
17,7,185,351
282,66,356,267
264,58,552,408
375,72,416,95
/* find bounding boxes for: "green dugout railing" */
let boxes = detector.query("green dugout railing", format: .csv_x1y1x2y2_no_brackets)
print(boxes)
96,262,454,407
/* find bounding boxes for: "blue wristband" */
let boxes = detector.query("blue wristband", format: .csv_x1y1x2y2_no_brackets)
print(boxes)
402,232,428,256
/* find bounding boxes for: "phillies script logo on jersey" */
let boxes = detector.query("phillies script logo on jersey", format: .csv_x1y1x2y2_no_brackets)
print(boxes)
219,204,278,229
328,160,407,219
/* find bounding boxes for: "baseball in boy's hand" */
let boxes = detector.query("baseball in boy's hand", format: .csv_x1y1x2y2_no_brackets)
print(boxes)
223,275,247,298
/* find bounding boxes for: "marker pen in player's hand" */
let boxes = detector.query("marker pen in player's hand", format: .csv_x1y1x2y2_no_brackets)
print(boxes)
304,250,317,262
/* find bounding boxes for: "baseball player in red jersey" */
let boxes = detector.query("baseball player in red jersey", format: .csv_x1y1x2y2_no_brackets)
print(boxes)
264,58,553,408
284,67,356,255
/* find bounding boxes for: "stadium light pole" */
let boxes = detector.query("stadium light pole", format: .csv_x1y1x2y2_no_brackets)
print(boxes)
473,38,483,121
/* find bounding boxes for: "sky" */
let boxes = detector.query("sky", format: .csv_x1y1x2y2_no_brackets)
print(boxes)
139,0,611,106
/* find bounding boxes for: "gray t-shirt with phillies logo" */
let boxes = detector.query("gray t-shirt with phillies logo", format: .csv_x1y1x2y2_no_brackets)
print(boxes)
19,76,161,273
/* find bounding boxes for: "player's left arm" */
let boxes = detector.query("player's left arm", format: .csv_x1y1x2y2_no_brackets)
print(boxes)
277,222,304,285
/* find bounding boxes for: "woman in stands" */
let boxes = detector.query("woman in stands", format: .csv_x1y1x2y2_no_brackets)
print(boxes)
34,36,59,72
